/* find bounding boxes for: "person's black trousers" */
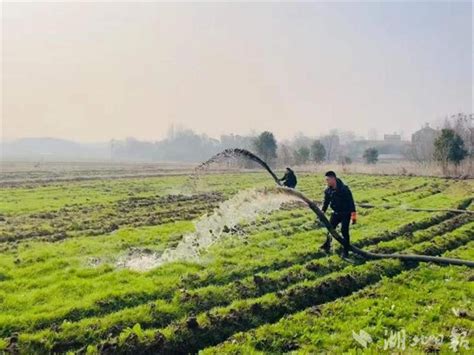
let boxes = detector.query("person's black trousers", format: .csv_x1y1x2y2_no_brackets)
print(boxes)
325,212,351,254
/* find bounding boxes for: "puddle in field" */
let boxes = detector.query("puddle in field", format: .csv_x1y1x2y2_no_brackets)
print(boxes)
117,188,293,271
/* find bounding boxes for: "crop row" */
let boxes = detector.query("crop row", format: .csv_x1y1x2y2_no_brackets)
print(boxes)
82,221,474,355
202,241,474,354
0,207,457,338
0,174,458,247
0,193,223,244
11,218,473,353
1,192,469,348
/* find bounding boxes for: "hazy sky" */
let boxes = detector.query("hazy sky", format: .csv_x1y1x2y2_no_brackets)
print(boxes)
2,1,472,142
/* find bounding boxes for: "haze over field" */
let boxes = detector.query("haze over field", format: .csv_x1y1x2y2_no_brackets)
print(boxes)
2,1,472,143
1,3,474,353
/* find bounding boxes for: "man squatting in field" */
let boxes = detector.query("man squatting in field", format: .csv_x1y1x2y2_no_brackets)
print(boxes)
320,171,357,258
279,167,297,188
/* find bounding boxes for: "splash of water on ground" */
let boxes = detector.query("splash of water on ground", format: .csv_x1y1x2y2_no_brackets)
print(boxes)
119,149,288,272
118,188,293,271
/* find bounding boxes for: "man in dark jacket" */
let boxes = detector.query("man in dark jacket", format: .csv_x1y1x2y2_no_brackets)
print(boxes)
320,171,356,258
280,167,297,188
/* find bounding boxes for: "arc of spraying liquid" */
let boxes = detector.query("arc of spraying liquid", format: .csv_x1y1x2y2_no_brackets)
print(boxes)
199,148,474,267
196,148,282,184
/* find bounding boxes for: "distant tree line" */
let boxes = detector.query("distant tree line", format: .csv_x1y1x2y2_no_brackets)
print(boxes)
111,127,355,166
111,129,254,163
110,113,472,175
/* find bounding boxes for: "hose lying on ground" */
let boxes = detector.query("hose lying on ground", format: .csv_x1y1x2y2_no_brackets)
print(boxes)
274,187,474,267
199,148,474,267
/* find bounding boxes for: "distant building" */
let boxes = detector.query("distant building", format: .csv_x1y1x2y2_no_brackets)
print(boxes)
383,133,402,143
346,137,409,162
411,124,439,144
410,124,440,162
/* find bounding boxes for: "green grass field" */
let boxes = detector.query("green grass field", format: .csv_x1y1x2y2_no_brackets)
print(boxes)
0,171,472,354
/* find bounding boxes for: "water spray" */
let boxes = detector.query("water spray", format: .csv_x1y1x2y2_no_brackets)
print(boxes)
200,148,474,268
118,189,293,271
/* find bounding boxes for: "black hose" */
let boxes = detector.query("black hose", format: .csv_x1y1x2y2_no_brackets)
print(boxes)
199,149,474,267
197,148,282,184
275,187,474,267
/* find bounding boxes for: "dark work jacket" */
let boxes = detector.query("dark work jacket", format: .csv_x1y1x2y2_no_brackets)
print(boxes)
280,170,297,188
322,178,356,214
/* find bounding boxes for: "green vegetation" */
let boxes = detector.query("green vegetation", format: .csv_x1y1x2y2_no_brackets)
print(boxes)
0,172,472,353
363,147,379,164
204,243,474,354
310,140,326,164
253,132,278,164
434,129,469,173
293,147,310,165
